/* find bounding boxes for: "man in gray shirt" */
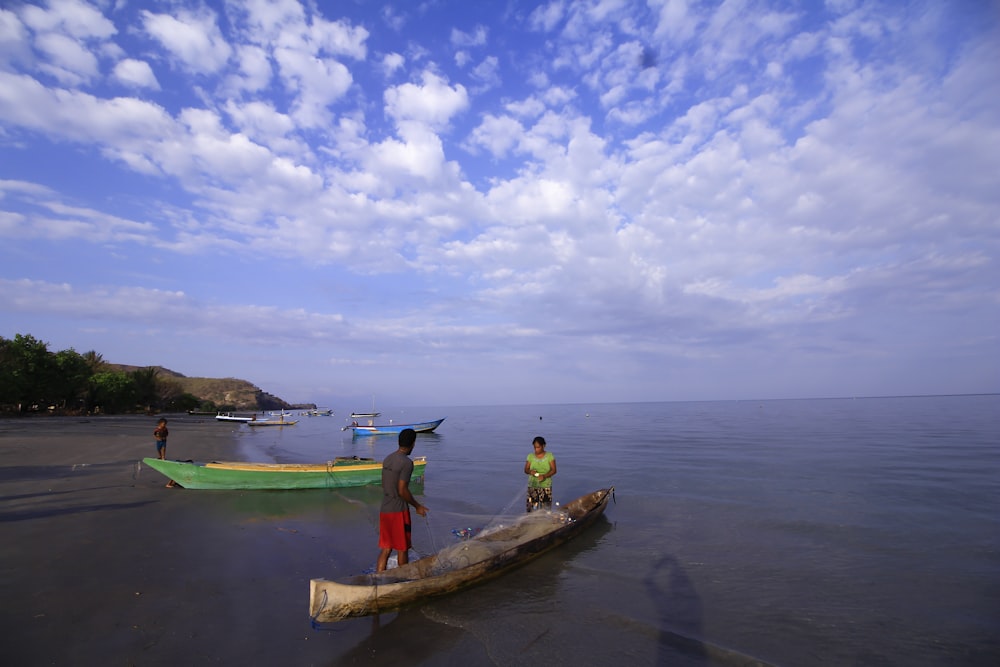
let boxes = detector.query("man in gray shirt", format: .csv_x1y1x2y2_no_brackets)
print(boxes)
377,428,429,572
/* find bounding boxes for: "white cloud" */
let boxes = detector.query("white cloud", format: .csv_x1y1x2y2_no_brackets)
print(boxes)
0,71,174,143
470,55,500,90
273,45,353,128
451,25,487,47
382,52,404,76
113,58,159,89
228,44,272,93
0,9,32,67
141,8,232,74
309,16,368,59
33,30,99,84
369,121,448,182
18,0,116,39
384,70,469,129
529,1,567,32
467,114,524,157
224,100,295,141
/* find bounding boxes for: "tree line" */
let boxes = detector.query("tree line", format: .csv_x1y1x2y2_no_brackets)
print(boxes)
0,333,214,415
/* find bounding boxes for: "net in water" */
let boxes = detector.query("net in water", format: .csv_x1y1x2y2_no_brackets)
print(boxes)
428,509,574,575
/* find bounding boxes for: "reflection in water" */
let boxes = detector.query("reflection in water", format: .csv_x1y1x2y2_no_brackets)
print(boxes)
324,609,466,666
408,518,615,662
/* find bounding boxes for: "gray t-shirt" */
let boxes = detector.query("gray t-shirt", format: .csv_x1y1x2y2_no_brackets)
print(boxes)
380,449,414,513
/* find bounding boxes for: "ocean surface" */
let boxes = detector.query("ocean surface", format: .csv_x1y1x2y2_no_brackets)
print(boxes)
230,395,1000,666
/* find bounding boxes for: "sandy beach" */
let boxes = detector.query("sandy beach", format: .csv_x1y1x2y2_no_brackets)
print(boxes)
0,414,485,666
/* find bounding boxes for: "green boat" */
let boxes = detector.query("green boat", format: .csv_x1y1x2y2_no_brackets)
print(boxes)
142,456,426,490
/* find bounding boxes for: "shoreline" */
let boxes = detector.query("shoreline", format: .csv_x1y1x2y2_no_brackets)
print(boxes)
0,413,480,665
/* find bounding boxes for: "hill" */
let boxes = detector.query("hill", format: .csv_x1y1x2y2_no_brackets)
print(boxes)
107,364,304,411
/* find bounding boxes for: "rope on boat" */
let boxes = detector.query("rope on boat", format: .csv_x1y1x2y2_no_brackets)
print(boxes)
309,589,330,629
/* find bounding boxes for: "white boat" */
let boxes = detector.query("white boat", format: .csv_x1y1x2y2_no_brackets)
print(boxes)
215,413,255,422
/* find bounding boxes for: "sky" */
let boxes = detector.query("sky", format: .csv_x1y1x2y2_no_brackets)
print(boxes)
1,0,998,409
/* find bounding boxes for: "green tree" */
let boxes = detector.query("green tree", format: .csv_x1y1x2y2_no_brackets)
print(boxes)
52,348,93,411
0,336,13,407
89,372,136,414
0,334,56,411
131,367,160,412
167,392,203,412
157,379,187,411
82,350,106,374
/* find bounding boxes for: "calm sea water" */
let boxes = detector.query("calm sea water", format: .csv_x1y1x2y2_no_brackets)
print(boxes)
229,395,1000,666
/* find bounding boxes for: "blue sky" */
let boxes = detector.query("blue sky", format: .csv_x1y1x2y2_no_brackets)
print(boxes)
1,0,997,408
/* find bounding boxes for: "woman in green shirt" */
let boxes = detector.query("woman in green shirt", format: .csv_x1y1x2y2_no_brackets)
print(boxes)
524,436,557,512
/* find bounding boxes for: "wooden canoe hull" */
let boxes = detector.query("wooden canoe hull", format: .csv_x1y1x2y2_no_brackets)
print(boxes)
142,456,426,490
309,487,614,622
345,417,445,436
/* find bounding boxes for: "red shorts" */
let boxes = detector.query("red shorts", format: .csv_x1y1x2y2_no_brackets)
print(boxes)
379,510,412,551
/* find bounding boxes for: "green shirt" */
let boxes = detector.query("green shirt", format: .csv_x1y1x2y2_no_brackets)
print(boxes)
526,451,555,489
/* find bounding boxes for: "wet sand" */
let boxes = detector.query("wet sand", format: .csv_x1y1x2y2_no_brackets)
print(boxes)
0,415,485,666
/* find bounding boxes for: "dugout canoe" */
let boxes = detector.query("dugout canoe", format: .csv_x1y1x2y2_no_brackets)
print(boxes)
141,456,426,490
309,487,614,623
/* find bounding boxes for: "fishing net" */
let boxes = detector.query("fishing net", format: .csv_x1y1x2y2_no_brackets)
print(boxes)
427,509,575,576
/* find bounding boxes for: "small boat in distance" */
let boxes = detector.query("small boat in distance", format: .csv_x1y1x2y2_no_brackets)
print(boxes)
143,456,427,490
247,414,297,426
215,413,255,422
309,487,614,623
342,412,445,436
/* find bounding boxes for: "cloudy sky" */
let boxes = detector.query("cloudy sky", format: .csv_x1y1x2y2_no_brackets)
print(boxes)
1,0,997,408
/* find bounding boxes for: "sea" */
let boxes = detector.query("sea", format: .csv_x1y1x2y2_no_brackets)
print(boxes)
231,394,999,666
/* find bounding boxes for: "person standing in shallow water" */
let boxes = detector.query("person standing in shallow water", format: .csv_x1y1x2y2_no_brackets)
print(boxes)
377,428,428,572
524,436,556,512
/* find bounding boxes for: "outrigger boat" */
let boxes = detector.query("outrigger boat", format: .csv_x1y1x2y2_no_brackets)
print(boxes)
142,456,427,490
309,487,614,623
342,412,445,435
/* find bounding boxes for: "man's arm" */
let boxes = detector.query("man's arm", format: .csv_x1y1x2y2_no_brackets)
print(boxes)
396,478,428,516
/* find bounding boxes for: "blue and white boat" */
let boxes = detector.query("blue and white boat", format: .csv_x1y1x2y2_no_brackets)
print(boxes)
342,412,445,436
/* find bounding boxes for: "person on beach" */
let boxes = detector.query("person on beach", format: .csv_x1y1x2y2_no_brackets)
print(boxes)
154,418,169,459
524,435,556,512
377,428,428,572
153,418,176,487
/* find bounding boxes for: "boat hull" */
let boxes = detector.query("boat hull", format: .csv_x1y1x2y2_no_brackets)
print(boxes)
345,417,445,435
309,487,614,622
215,414,254,422
142,456,426,490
